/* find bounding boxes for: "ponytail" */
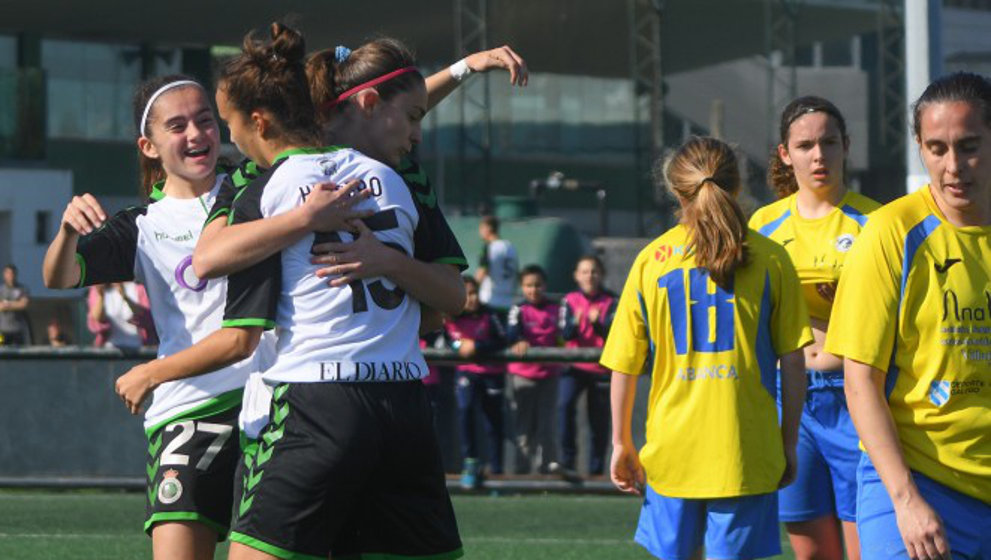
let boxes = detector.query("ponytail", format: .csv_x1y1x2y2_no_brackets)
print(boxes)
661,136,749,289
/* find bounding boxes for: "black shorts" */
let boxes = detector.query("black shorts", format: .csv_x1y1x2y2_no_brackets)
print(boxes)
230,381,463,559
144,404,241,539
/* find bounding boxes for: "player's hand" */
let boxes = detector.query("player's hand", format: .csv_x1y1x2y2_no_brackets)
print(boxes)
511,340,529,357
466,45,528,87
815,282,837,303
61,194,108,235
894,494,951,560
311,219,401,284
458,338,477,358
778,444,798,489
610,441,645,496
115,363,157,415
302,180,372,232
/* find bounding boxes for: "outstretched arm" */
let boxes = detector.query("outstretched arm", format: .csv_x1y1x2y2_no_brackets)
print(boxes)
115,326,262,414
425,45,528,111
193,180,370,279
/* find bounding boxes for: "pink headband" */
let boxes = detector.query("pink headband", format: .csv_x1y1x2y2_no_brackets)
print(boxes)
324,66,419,110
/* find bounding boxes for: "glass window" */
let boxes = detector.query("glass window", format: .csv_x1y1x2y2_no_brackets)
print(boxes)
42,40,142,140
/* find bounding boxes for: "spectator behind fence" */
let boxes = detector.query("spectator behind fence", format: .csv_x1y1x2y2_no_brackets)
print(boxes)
445,275,508,489
554,255,617,478
475,215,518,321
46,317,69,347
87,282,157,350
506,264,562,474
0,264,32,345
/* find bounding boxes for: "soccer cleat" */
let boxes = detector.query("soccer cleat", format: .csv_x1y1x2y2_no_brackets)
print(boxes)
460,458,482,490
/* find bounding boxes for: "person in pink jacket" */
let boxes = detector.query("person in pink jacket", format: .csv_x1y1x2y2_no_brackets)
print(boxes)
445,276,508,488
506,264,561,474
87,281,157,350
554,255,616,477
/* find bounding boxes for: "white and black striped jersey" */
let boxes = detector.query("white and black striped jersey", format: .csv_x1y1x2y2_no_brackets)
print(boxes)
223,147,466,384
74,175,261,431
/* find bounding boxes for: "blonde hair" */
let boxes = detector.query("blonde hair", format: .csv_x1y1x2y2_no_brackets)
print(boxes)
660,136,749,289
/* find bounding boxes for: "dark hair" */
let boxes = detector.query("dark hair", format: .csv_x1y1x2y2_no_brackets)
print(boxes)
307,38,422,127
462,275,479,289
575,254,605,274
768,96,849,199
218,22,320,147
132,74,203,199
520,264,547,282
661,136,749,290
3,264,15,274
912,72,991,138
479,215,500,234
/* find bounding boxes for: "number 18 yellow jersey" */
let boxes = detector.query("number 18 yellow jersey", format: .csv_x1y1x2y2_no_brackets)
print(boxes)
601,225,813,498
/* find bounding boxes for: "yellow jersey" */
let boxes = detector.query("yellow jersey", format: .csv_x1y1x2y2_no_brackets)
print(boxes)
749,191,881,320
825,186,991,504
601,225,813,498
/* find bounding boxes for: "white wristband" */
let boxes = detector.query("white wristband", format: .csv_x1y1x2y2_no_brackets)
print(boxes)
449,58,473,82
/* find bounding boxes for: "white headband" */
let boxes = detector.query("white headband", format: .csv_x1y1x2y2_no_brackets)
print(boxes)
139,80,202,138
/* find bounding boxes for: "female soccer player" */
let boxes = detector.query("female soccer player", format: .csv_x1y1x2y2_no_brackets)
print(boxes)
826,72,991,560
195,23,463,560
749,96,880,560
41,75,279,560
604,136,813,560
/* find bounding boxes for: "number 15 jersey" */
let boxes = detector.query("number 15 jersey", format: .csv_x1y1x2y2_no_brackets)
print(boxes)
600,226,812,498
223,147,465,384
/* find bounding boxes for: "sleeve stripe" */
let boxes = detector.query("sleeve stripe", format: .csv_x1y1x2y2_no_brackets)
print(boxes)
758,209,791,237
74,253,87,288
435,256,469,266
221,318,276,329
840,204,869,227
204,208,230,228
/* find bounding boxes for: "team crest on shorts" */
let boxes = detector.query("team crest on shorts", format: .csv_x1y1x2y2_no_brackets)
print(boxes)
157,469,183,504
835,234,855,252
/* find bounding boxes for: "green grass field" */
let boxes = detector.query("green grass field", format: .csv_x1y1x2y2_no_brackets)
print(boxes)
0,491,797,559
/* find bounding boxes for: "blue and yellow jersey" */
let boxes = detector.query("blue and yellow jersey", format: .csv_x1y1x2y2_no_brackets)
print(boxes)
601,225,813,499
825,186,991,504
749,191,881,320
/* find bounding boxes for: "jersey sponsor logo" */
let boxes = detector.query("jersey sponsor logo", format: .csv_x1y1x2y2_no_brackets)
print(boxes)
318,360,425,381
929,380,951,407
941,289,991,322
835,234,855,252
653,244,686,263
174,255,208,292
934,258,961,274
677,364,739,381
154,229,195,243
157,469,183,504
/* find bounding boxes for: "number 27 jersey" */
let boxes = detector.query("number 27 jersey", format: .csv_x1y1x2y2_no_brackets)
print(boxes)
600,226,812,498
223,147,460,384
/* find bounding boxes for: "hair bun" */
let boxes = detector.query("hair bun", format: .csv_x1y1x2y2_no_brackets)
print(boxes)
269,22,306,65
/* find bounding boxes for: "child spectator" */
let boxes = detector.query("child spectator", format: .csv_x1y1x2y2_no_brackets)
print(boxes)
555,255,616,477
46,317,70,347
506,264,561,474
445,276,508,489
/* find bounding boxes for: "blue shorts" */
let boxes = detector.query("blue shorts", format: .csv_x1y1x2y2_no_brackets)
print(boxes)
777,371,859,522
635,484,781,560
857,453,991,559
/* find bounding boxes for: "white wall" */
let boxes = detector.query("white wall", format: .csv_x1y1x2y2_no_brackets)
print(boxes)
0,168,77,297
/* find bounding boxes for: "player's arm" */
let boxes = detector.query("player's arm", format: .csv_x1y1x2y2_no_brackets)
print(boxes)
425,46,528,110
610,371,644,495
193,180,369,279
115,326,262,415
44,194,109,288
844,358,950,559
311,219,465,316
778,348,806,488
